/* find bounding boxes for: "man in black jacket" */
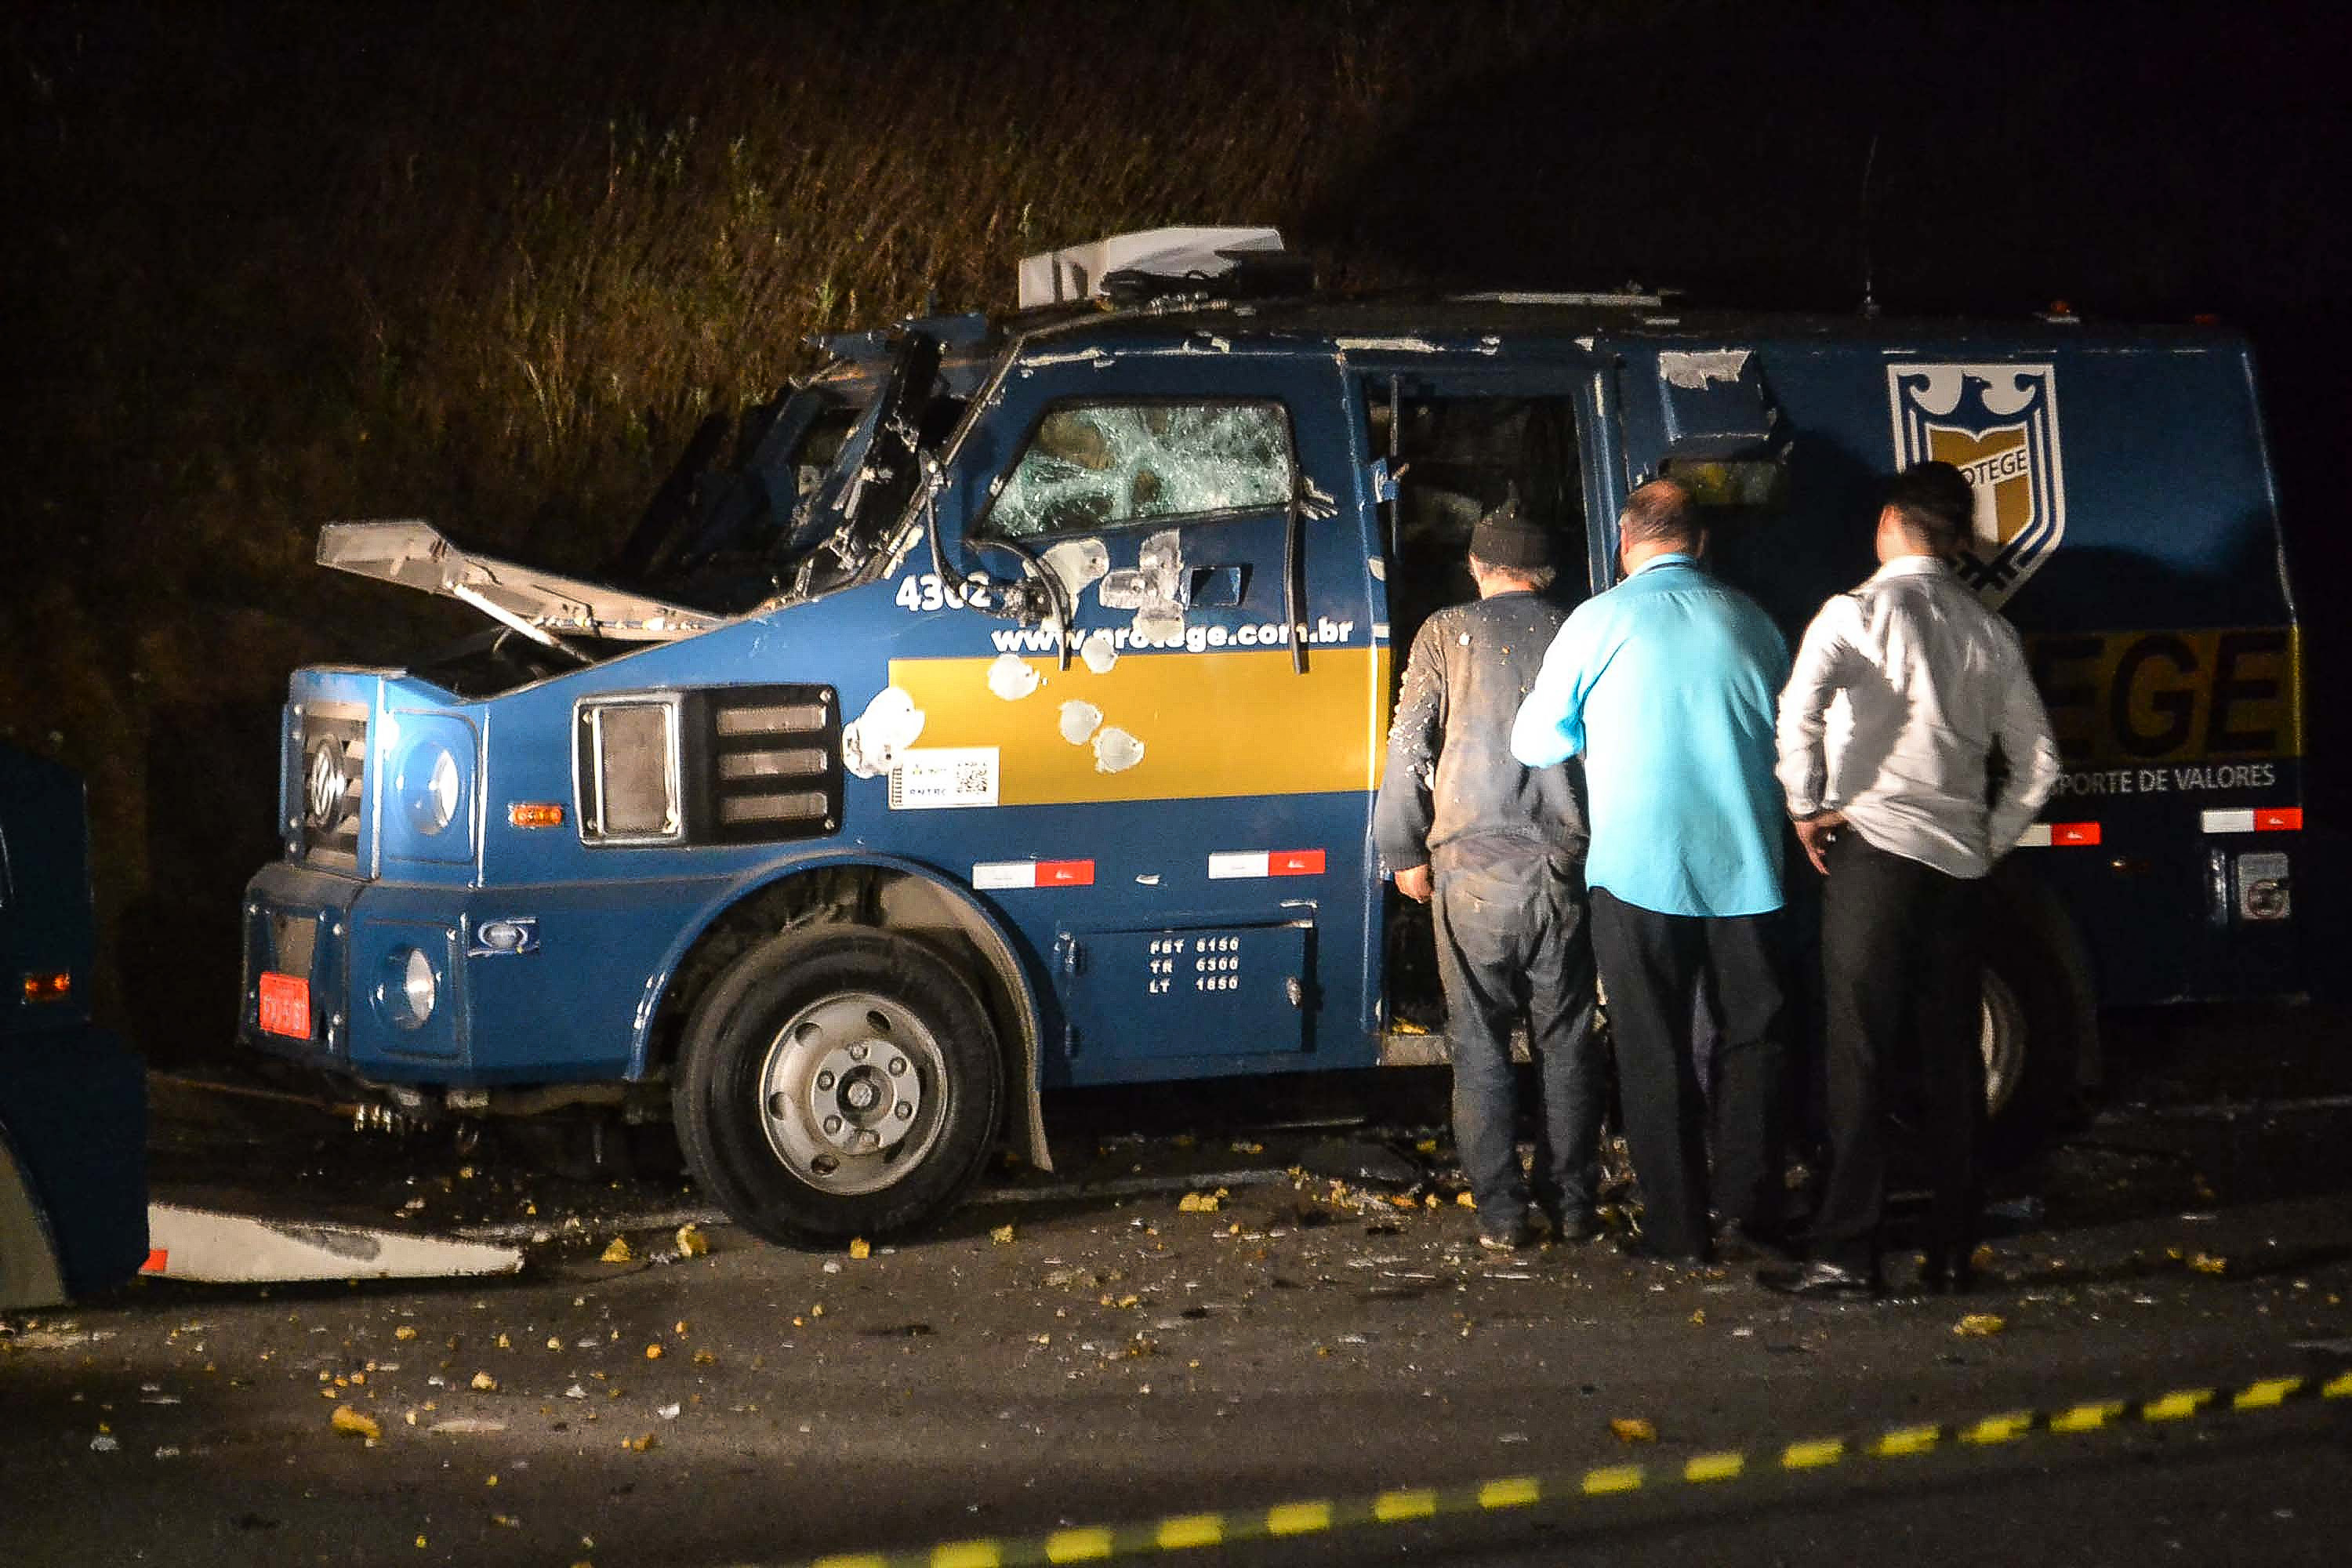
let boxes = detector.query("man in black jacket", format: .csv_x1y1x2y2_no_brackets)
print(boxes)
1375,498,1600,1250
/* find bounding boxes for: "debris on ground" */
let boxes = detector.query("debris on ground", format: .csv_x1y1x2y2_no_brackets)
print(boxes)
599,1237,634,1264
1298,1138,1421,1188
330,1406,381,1440
1954,1313,2007,1337
1610,1417,1658,1444
992,1224,1016,1245
675,1225,709,1258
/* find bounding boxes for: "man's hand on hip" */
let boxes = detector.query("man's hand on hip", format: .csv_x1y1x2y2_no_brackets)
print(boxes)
1794,811,1846,877
1393,864,1433,903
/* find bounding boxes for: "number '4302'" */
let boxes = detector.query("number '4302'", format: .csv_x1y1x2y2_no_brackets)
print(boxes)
893,573,969,612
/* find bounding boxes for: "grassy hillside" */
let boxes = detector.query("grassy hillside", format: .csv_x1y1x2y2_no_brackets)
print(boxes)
2,1,1628,1052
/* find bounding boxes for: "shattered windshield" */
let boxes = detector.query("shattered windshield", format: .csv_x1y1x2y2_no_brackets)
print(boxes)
985,401,1294,538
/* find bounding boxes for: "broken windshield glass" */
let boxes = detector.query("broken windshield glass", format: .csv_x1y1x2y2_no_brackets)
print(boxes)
985,401,1294,538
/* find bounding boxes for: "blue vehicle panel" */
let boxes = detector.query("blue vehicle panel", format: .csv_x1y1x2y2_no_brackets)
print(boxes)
234,265,2304,1240
2,743,147,1305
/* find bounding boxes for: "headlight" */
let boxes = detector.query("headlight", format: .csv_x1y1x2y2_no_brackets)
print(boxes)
382,716,477,862
382,946,437,1029
399,741,464,836
577,698,682,842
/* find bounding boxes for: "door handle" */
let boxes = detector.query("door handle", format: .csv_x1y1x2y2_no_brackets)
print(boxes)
1186,564,1249,608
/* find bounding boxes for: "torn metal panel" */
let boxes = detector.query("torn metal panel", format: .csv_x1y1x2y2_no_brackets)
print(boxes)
1334,336,1446,354
1018,347,1116,372
1058,700,1103,744
985,652,1045,701
841,686,925,778
1659,348,1755,389
1655,347,1780,459
1091,726,1145,773
142,1203,521,1283
318,521,717,641
1098,528,1191,644
1040,536,1110,598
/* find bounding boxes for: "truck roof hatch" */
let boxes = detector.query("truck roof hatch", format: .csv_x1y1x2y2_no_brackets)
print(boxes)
1016,227,1286,309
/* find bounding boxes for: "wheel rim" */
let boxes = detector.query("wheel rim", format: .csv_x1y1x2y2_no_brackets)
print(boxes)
757,990,949,1196
1979,968,2027,1117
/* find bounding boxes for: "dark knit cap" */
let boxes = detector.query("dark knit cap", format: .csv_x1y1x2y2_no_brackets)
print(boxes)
1468,492,1553,569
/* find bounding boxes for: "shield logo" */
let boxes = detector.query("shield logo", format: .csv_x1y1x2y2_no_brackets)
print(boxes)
1886,363,2067,607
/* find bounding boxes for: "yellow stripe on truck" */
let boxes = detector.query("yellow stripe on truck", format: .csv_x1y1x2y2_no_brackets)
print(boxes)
888,647,1389,807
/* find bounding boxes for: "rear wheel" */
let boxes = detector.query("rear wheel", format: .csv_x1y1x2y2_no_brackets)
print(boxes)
673,927,1003,1247
1978,893,2090,1166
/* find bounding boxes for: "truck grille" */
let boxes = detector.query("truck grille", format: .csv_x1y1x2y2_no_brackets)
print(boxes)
698,686,840,844
298,702,368,869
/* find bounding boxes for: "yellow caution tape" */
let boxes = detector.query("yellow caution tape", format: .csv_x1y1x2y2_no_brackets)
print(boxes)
790,1370,2346,1568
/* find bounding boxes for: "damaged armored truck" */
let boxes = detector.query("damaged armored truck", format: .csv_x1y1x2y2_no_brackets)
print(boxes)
240,229,2304,1245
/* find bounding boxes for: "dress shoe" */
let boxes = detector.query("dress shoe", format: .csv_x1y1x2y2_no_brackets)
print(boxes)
1542,1205,1608,1245
1757,1259,1885,1301
1916,1253,1979,1295
1613,1232,1709,1267
1712,1218,1795,1265
1477,1218,1543,1253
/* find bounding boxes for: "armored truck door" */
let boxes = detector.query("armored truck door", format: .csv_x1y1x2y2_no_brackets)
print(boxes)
893,347,1381,1083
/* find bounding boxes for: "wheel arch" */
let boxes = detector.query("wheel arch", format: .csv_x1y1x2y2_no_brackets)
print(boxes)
630,851,1052,1172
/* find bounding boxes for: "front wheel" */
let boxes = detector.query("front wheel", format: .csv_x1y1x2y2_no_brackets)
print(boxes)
672,927,1004,1247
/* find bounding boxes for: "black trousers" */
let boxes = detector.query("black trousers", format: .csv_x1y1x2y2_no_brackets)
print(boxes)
1588,887,1787,1260
1812,832,1987,1276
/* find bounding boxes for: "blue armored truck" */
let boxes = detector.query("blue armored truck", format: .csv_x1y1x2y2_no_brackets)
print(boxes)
239,232,2303,1244
2,743,148,1305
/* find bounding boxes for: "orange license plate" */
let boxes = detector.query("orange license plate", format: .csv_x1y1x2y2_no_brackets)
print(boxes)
258,971,311,1039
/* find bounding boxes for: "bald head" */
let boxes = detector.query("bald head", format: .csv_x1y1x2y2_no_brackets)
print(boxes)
1617,477,1702,573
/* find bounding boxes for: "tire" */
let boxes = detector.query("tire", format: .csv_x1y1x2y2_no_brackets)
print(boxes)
1977,886,2092,1167
671,927,1004,1247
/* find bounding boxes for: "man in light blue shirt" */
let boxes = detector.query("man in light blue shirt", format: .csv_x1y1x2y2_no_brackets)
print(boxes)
1512,478,1791,1263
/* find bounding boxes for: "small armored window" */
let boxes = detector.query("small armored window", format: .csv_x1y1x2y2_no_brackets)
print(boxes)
985,400,1294,539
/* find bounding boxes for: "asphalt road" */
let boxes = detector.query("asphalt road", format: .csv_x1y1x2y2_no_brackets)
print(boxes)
5,1004,2352,1567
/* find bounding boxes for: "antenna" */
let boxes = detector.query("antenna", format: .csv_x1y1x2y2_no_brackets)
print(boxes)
1858,131,1882,319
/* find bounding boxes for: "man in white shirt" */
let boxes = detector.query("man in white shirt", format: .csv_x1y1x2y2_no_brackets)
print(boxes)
1765,462,2061,1299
